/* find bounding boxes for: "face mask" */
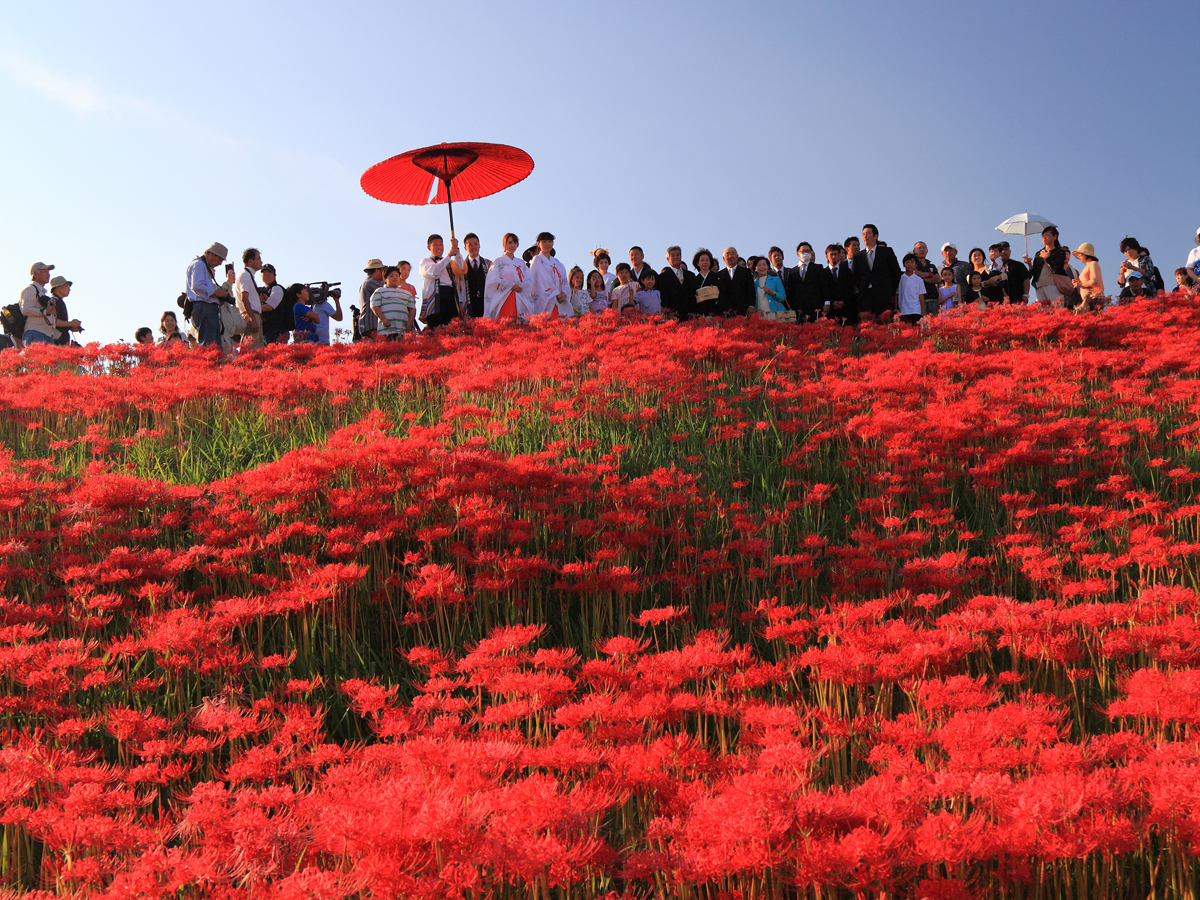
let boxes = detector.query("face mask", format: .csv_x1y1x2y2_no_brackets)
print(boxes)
800,253,814,264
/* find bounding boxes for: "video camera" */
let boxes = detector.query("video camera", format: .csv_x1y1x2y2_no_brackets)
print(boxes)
306,282,342,304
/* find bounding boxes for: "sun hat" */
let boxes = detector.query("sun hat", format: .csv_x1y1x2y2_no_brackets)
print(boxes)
48,275,72,289
363,258,385,273
941,242,957,253
1074,242,1096,257
205,242,228,260
30,262,54,276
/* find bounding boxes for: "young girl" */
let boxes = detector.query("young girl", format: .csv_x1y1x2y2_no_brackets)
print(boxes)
963,271,986,305
610,263,637,315
585,270,609,313
1071,243,1104,309
568,266,590,317
938,267,960,312
1173,267,1197,297
593,249,616,293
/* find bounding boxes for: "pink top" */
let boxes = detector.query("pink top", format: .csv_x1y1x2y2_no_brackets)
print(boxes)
1078,261,1104,299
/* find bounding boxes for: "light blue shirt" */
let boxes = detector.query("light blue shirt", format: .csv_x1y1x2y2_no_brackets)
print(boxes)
186,256,217,305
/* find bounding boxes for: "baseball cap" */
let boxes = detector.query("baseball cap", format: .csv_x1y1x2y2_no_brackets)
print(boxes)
30,262,54,276
940,243,957,253
261,263,276,275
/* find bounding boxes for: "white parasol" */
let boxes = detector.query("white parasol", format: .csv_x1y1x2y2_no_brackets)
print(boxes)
995,211,1056,258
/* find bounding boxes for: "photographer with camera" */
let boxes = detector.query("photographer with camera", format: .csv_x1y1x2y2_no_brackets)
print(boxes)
48,276,83,345
291,281,342,344
185,243,230,347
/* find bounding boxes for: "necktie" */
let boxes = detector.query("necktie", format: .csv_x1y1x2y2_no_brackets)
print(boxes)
868,249,875,270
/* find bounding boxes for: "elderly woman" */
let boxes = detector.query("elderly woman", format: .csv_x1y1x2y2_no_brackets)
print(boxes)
692,248,720,316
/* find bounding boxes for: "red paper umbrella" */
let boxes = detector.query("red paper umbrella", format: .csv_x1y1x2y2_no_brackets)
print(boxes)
360,142,534,239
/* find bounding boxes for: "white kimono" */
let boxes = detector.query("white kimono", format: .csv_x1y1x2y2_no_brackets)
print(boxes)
483,254,532,318
529,254,569,316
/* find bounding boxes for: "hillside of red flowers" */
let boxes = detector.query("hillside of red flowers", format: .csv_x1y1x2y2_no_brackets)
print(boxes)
1,299,1199,898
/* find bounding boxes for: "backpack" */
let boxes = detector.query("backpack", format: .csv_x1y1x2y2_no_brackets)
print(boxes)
0,303,24,338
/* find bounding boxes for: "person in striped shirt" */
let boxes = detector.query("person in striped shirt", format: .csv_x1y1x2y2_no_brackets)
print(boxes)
370,264,417,339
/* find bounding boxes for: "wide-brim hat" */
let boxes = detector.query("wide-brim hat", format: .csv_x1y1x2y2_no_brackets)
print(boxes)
363,258,385,273
1074,242,1096,258
49,275,72,289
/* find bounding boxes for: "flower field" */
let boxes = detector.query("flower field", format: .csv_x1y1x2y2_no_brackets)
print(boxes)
2,299,1200,899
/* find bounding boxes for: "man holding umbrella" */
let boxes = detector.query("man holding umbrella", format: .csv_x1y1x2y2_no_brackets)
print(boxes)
419,234,463,328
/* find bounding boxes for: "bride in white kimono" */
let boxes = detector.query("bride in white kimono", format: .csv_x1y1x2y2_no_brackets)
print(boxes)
483,233,532,319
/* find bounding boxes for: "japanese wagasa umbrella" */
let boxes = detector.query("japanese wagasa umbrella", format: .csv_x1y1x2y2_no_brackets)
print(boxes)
996,211,1056,258
360,141,535,240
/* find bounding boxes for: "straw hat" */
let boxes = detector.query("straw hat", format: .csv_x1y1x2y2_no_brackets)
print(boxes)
1074,242,1096,258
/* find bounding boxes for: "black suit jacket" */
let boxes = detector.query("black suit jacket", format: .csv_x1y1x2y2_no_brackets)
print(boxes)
784,263,830,320
657,265,695,318
717,266,754,316
852,245,902,315
826,261,858,323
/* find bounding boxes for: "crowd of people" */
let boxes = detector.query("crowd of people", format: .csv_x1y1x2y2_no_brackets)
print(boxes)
6,227,1200,352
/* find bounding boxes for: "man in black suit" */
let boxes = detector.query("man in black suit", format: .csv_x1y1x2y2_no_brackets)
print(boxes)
852,224,901,321
785,241,830,322
629,246,655,285
718,246,754,316
657,245,694,319
768,246,789,284
460,232,491,318
824,243,858,325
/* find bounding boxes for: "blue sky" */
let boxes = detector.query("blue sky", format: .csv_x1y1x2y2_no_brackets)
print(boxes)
2,0,1196,344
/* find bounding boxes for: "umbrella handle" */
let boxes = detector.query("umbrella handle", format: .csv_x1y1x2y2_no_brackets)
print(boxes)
444,177,456,240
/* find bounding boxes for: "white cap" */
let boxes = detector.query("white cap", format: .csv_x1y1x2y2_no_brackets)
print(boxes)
941,242,957,253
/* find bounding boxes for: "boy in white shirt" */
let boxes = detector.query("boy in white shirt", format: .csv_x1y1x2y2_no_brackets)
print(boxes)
896,253,926,325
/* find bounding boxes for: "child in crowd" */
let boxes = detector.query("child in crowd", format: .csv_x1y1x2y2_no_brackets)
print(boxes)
939,267,960,312
896,253,926,325
585,270,609,313
135,327,155,346
1173,268,1197,297
963,271,985,305
634,270,662,315
371,264,417,339
568,267,590,317
610,263,637,314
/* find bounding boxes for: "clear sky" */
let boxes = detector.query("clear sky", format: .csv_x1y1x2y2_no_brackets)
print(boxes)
2,0,1196,344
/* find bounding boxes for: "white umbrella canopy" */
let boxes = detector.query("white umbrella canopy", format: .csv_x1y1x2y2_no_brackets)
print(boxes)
996,211,1056,257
